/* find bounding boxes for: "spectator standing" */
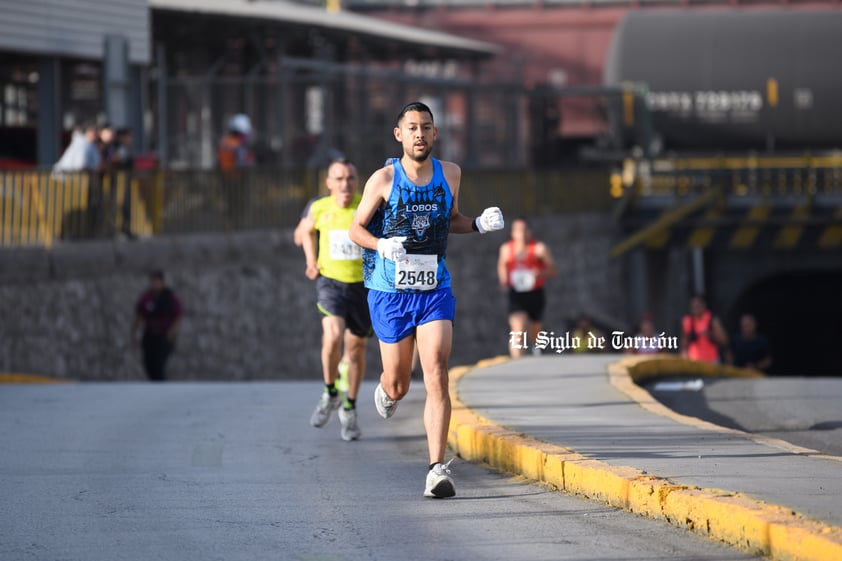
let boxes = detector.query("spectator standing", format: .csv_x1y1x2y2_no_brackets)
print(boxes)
217,114,255,229
113,127,135,238
113,128,135,171
53,123,103,237
217,114,255,170
132,271,183,381
680,294,728,363
53,123,100,174
98,123,117,171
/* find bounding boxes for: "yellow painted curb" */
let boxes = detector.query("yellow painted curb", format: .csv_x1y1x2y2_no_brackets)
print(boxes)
448,356,842,561
608,355,841,460
0,373,70,384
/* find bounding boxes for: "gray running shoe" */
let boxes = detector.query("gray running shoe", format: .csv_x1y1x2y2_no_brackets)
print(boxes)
310,391,341,428
338,407,361,441
374,383,398,419
424,459,456,498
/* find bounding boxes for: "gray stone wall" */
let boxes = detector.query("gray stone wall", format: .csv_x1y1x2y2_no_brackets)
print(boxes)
0,213,624,381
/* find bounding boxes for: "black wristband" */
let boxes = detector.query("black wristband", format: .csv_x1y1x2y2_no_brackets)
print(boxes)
471,218,480,232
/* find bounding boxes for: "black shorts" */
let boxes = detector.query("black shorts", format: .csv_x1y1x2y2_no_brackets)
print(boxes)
508,288,546,322
316,276,372,338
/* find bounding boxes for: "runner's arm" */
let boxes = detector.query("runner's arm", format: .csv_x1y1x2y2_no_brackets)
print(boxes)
293,197,319,246
349,168,389,250
497,244,510,290
293,216,310,247
299,211,319,279
537,242,558,279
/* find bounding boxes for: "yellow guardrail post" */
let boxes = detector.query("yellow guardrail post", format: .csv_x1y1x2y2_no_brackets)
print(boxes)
27,172,53,248
1,175,9,245
16,173,26,244
152,170,164,234
115,172,126,235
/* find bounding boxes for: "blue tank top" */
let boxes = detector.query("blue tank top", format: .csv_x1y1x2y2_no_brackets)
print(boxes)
363,158,453,293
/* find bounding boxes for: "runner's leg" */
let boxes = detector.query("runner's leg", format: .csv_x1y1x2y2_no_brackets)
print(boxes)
378,336,415,402
321,315,345,386
415,319,453,465
508,311,529,357
343,329,366,402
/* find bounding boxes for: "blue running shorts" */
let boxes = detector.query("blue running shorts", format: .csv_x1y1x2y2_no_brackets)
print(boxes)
367,287,456,343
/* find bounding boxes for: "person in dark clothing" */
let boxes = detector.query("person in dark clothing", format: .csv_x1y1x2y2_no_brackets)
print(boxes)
132,271,183,381
727,313,772,372
113,127,135,238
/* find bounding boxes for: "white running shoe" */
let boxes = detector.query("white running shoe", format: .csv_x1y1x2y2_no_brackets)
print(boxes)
310,391,341,428
338,407,361,441
424,459,456,498
374,383,398,419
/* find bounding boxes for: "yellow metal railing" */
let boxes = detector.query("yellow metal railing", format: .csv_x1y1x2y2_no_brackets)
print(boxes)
619,154,842,198
0,167,613,247
0,171,153,248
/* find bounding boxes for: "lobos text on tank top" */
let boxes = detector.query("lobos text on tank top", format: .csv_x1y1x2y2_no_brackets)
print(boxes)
363,158,453,293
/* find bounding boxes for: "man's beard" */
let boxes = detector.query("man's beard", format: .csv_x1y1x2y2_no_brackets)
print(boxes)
407,145,433,162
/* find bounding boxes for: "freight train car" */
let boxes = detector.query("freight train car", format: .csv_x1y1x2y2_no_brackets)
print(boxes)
603,10,842,154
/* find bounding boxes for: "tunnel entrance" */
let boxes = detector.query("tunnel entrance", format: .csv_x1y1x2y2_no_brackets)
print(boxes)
727,271,842,377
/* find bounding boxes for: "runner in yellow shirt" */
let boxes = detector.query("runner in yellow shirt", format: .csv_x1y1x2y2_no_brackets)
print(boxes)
299,159,370,441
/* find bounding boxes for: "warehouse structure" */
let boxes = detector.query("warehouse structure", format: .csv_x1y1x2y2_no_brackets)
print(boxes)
0,0,504,170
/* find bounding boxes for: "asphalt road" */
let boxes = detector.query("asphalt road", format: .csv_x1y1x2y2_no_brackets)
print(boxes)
647,376,842,457
0,381,762,561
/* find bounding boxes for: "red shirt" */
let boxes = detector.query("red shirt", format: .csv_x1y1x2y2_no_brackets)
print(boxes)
136,288,182,335
682,311,720,363
505,240,547,292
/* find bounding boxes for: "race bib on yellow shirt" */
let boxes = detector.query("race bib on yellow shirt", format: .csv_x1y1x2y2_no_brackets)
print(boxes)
328,230,362,261
395,254,438,291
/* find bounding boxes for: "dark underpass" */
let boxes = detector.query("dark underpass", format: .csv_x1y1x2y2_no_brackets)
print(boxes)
727,271,842,377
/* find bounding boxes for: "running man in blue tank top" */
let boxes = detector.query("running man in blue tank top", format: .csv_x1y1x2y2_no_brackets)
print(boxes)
349,102,504,498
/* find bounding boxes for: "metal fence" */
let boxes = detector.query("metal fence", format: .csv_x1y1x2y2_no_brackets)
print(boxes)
632,155,842,198
3,156,839,248
0,171,154,247
0,167,612,247
154,168,319,234
154,57,530,172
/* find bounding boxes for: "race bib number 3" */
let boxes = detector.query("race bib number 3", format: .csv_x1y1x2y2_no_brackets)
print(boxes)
395,254,438,291
328,230,362,261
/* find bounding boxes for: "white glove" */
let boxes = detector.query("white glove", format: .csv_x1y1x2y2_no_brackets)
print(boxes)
475,207,504,234
377,236,407,261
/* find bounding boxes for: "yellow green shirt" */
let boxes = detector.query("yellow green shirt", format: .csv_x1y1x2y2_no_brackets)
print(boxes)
310,194,363,283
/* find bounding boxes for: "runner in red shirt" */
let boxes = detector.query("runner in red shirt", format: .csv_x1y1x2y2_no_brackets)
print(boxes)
498,217,557,357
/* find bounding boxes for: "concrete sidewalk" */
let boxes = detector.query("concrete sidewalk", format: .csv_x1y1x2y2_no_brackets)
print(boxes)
449,354,842,561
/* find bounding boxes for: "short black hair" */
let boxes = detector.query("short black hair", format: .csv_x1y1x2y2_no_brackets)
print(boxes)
396,101,434,127
150,270,165,281
328,157,354,169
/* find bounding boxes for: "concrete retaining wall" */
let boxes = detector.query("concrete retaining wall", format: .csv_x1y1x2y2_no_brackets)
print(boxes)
0,212,623,381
